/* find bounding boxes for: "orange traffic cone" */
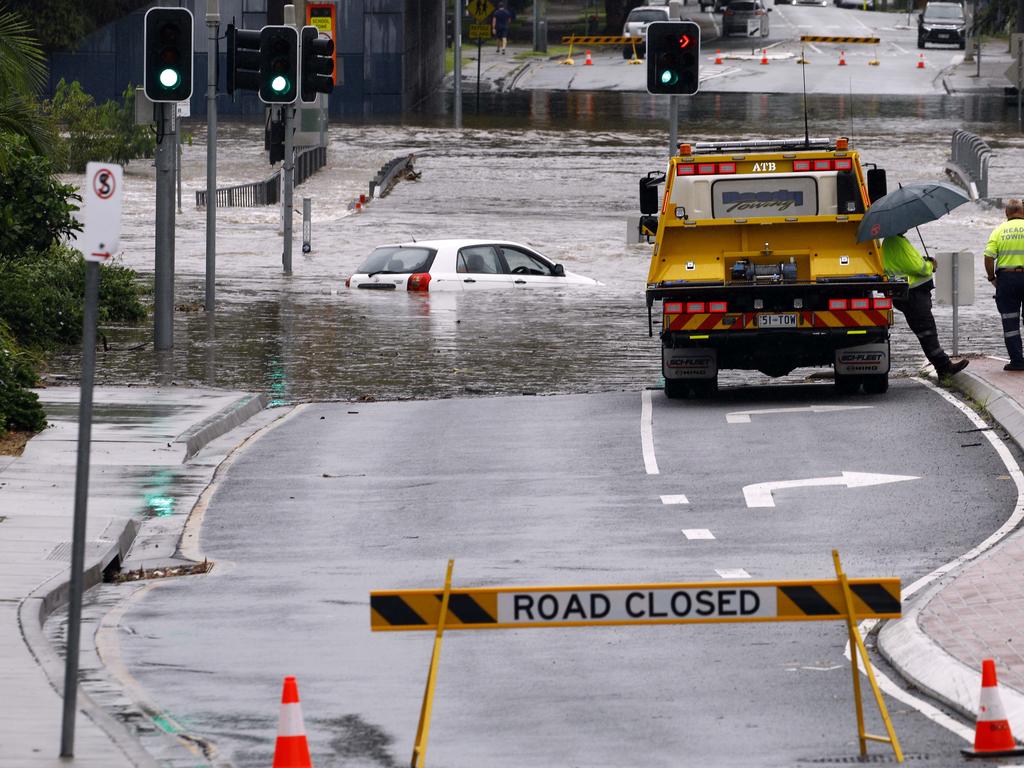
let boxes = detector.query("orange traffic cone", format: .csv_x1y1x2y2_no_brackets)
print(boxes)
916,53,925,69
273,677,313,768
838,49,847,66
584,50,593,65
760,49,769,65
961,660,1024,758
714,48,723,65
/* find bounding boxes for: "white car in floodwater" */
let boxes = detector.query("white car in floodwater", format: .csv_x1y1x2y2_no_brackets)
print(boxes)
346,239,601,292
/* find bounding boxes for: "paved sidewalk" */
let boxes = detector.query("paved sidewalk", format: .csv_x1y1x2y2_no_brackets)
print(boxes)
0,386,267,767
942,40,1015,95
880,355,1024,741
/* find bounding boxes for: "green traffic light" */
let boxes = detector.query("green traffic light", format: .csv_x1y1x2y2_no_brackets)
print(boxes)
158,67,181,89
660,69,679,86
271,74,290,94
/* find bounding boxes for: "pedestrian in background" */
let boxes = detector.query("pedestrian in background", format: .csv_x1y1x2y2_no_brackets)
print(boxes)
882,232,969,376
493,1,513,54
985,199,1024,371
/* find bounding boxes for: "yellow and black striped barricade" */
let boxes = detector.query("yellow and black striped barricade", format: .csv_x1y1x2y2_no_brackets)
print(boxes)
560,35,644,64
372,551,904,766
798,35,881,66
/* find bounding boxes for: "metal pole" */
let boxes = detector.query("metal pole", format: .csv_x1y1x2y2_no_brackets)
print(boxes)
206,0,219,312
952,251,959,356
176,123,182,214
476,39,482,114
533,0,540,51
302,196,311,253
59,261,100,757
668,95,678,157
283,105,294,274
1018,42,1023,132
454,0,463,126
155,102,176,350
964,0,974,62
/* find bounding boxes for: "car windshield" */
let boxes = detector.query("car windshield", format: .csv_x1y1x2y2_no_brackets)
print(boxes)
356,246,435,274
627,8,667,22
924,4,963,19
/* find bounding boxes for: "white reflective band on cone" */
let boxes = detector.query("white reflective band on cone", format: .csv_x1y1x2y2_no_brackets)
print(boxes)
278,702,307,737
978,684,1009,722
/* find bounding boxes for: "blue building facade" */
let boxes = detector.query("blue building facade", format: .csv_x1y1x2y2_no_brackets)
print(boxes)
46,0,445,117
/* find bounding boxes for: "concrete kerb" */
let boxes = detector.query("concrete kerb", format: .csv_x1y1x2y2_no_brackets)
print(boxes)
878,370,1024,735
179,393,270,461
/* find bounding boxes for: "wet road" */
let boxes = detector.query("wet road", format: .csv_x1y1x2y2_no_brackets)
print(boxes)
113,380,1011,766
50,100,1024,403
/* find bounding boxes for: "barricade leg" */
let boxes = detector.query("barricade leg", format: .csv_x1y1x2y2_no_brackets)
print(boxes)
411,559,455,768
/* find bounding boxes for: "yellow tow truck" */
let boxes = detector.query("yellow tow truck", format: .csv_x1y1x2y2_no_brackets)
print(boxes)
640,137,907,398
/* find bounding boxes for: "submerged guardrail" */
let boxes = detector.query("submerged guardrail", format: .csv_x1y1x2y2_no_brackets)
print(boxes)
945,129,990,200
195,145,327,208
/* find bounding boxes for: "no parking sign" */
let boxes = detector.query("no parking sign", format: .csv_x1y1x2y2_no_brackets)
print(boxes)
80,162,123,262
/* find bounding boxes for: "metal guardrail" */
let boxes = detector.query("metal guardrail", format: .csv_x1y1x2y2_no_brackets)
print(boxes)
369,154,417,199
944,129,991,200
195,146,327,208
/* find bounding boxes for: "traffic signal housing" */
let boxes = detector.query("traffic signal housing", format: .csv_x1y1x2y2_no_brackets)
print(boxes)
646,21,700,95
300,26,335,103
259,25,299,104
227,23,261,95
144,7,194,103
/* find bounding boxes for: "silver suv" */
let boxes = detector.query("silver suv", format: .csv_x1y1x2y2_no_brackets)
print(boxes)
918,2,966,49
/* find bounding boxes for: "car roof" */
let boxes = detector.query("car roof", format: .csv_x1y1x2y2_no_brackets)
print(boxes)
371,239,539,251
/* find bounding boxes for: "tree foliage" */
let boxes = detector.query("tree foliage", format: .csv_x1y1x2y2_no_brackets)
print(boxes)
5,0,152,53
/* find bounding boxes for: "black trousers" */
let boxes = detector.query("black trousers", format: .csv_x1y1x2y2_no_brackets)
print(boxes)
892,280,951,371
995,270,1024,364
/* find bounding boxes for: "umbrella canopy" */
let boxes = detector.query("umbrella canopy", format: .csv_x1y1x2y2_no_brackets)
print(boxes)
856,182,971,243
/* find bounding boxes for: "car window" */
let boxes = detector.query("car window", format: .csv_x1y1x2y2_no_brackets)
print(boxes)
499,246,554,276
357,246,435,274
457,245,503,274
626,8,668,22
924,4,963,18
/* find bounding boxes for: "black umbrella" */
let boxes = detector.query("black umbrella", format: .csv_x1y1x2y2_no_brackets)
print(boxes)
856,182,971,244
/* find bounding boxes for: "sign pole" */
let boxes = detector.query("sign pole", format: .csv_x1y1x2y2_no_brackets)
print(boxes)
952,252,959,356
206,0,219,312
155,103,176,350
476,38,483,114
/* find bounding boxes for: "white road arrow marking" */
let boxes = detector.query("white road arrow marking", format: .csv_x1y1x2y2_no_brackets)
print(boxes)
726,405,873,424
743,471,919,508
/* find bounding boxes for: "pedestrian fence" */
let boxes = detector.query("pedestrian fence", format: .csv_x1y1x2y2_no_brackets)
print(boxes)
195,145,327,208
944,129,991,201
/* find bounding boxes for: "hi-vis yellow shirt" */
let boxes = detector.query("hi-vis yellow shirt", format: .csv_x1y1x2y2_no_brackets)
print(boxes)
882,235,933,289
984,218,1024,269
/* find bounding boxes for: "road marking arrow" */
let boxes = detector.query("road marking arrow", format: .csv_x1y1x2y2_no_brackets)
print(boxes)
727,405,873,424
743,471,918,508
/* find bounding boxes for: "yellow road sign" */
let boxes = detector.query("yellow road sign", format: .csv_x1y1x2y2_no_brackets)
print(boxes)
800,35,880,44
370,577,901,631
561,35,642,45
468,0,495,21
469,23,492,40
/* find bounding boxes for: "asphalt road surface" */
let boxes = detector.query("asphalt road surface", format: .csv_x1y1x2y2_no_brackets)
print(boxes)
115,379,1015,767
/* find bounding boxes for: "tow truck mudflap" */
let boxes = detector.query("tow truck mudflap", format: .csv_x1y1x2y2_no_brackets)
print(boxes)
834,341,890,375
663,347,718,380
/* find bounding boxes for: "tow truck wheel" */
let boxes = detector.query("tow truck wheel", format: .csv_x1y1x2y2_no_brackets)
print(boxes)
834,373,862,395
689,378,719,398
664,378,689,399
862,374,889,394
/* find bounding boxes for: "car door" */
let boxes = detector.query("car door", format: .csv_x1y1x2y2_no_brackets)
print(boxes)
497,245,564,288
455,245,512,289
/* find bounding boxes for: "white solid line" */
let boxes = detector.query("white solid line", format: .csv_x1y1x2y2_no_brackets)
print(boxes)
683,529,715,540
809,42,823,53
988,354,1011,362
726,404,873,424
715,568,750,579
890,42,909,54
641,389,659,475
661,494,689,505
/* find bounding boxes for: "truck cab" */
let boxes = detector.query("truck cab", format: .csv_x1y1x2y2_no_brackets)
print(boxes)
640,137,905,398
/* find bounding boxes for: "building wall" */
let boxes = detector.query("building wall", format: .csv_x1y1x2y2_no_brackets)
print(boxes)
46,0,444,117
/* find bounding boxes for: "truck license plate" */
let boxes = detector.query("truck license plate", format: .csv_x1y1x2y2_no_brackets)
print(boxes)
757,313,798,328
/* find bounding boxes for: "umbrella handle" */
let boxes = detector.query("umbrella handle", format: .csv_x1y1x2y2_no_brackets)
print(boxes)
915,224,932,260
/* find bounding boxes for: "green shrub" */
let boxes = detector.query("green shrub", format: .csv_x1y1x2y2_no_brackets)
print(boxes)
0,322,45,435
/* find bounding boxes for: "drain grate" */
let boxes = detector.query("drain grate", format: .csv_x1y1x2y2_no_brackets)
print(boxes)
46,541,111,561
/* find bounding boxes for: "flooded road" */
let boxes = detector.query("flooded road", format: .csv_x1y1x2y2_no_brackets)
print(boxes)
51,92,1024,401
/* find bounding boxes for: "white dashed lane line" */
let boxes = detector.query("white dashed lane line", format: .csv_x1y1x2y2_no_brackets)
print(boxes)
661,494,689,504
683,529,716,540
716,568,751,579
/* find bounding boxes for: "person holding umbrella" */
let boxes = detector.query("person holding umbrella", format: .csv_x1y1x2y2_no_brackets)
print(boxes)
983,199,1024,371
857,181,972,377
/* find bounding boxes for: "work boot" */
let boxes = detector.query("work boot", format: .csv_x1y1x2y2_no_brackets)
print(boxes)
1005,361,1024,371
938,359,969,375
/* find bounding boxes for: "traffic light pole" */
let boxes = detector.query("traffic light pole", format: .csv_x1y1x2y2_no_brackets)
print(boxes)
283,105,294,274
155,102,176,350
668,94,678,157
206,0,219,312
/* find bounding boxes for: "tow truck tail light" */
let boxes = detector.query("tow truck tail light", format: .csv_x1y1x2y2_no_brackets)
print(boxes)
813,159,832,171
873,297,892,310
697,163,716,175
709,301,728,312
664,302,684,314
677,163,696,176
407,273,431,292
834,158,853,170
850,298,870,310
717,163,736,174
793,160,811,171
828,299,848,310
686,301,705,313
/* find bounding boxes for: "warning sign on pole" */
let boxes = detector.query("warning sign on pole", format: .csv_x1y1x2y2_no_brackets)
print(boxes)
79,162,124,263
370,577,901,631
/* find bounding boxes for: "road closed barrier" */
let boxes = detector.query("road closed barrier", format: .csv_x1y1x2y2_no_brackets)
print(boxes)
371,551,905,766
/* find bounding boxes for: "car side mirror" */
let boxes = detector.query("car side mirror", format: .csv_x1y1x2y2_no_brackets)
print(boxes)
867,168,887,203
553,263,565,277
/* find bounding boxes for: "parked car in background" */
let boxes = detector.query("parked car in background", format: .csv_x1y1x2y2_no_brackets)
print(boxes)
621,5,671,56
835,0,875,8
918,1,966,48
796,0,829,6
346,240,600,292
722,0,770,36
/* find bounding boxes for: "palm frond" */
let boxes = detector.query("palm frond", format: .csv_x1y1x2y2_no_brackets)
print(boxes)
0,93,58,156
0,3,47,97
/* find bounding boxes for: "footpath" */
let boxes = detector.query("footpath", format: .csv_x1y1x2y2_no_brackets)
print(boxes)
0,386,276,767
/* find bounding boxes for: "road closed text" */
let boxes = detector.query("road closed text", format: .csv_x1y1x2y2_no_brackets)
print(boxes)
497,587,777,626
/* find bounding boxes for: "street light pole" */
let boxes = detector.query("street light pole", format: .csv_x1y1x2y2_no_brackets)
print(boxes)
206,0,219,311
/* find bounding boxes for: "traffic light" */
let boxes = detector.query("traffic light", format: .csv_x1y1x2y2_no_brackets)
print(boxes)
143,7,194,103
259,25,299,104
227,23,261,95
646,21,700,95
299,26,335,103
